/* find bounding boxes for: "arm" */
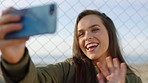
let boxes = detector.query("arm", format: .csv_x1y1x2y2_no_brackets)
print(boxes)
20,58,74,83
1,48,29,83
1,49,74,83
0,8,74,83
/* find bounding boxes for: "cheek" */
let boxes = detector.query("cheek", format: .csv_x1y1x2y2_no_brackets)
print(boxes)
102,34,109,49
105,32,109,45
98,32,109,49
78,39,85,52
78,39,82,48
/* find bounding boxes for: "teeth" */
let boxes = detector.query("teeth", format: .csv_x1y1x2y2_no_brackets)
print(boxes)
86,43,98,49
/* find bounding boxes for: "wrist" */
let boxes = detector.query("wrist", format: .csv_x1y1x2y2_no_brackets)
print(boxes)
2,46,26,64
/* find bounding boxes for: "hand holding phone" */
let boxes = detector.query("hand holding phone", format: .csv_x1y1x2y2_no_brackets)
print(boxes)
4,3,57,39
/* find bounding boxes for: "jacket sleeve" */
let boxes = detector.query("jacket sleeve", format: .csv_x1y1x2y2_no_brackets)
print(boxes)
126,74,143,83
1,48,74,83
19,58,74,83
1,48,29,83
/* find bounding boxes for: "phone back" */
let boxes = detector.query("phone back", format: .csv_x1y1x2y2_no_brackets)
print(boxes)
5,3,57,39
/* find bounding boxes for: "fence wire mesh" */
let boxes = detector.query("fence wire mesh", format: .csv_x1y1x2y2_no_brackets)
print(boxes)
0,0,148,82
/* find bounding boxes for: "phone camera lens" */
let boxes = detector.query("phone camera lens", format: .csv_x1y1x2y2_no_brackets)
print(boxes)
50,4,55,15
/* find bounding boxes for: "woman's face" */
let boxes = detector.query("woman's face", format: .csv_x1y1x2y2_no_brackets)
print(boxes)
77,15,109,60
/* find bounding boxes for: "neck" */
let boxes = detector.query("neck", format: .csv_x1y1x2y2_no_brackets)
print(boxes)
92,53,108,68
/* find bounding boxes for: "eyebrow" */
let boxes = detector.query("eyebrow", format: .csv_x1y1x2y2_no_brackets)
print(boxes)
78,24,100,32
89,24,100,28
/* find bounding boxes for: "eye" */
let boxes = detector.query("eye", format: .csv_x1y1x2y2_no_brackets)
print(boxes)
92,28,99,32
78,32,84,37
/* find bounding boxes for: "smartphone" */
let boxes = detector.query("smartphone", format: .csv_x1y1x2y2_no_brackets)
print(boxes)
4,3,57,39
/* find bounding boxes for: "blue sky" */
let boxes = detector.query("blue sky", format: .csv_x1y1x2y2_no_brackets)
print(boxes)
0,0,148,64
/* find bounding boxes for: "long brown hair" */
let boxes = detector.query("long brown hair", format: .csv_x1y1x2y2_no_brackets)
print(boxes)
69,10,134,83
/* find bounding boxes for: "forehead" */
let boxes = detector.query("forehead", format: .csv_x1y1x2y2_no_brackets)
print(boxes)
77,15,103,30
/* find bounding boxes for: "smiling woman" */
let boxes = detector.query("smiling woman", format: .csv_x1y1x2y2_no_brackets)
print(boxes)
71,10,142,83
0,9,142,83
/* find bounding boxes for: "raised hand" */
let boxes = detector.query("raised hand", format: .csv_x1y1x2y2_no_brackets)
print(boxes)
97,56,127,83
0,8,27,64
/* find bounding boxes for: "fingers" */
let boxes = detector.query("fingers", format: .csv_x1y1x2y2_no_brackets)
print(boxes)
0,8,22,39
106,56,114,73
0,38,28,49
97,56,115,78
0,14,21,24
113,58,120,72
0,7,21,25
97,62,110,78
97,73,105,83
120,63,127,83
0,23,23,39
1,7,15,16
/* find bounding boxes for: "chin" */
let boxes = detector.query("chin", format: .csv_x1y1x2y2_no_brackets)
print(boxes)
88,54,102,60
88,55,97,60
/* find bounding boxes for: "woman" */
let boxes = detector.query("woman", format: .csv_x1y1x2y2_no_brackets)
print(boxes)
0,8,142,83
70,10,142,83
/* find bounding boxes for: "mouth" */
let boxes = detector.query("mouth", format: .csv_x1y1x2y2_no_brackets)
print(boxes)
85,42,99,52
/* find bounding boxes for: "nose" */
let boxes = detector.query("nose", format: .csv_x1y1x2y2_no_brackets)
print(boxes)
85,32,93,41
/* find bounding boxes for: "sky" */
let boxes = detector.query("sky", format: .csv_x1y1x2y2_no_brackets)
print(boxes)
0,0,148,64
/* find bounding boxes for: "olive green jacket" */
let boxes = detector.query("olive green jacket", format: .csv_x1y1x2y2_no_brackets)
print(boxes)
1,50,142,83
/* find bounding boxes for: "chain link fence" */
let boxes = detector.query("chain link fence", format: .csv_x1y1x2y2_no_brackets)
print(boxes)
0,0,148,82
